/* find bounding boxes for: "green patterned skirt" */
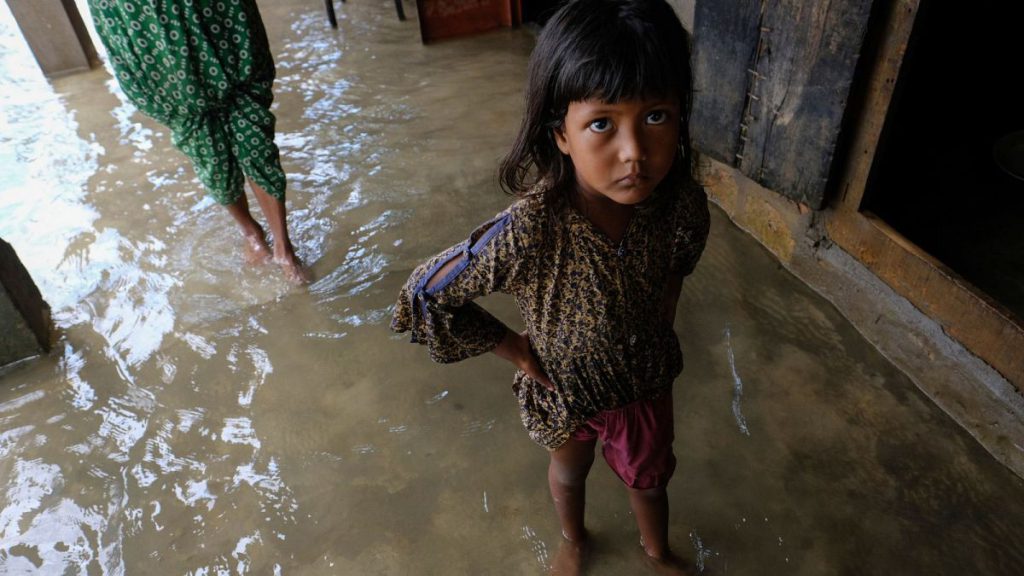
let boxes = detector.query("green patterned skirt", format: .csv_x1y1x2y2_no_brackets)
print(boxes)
88,0,286,204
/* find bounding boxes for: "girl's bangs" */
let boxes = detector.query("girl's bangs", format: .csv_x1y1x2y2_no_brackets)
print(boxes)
554,25,682,105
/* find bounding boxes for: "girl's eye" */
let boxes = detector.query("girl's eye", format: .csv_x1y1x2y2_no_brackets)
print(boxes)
588,118,611,133
646,110,668,125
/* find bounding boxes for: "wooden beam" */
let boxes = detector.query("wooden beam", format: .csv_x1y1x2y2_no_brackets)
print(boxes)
827,212,1024,383
829,0,919,214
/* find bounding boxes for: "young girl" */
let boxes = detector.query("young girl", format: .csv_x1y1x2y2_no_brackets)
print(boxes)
392,0,710,573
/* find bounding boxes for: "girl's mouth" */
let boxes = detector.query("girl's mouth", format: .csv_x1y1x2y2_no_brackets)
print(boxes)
617,173,644,186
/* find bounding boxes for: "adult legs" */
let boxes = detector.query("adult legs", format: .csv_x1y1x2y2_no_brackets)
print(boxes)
248,179,310,284
225,191,272,264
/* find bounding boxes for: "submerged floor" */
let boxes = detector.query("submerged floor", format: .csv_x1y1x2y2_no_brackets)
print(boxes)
2,1,1024,574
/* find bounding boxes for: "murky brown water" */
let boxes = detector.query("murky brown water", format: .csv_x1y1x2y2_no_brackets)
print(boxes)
2,1,1024,574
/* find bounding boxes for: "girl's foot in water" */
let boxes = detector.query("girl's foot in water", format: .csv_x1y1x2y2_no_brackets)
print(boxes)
550,531,589,576
644,549,699,575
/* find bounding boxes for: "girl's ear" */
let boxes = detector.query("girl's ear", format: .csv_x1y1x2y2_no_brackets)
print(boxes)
553,127,570,155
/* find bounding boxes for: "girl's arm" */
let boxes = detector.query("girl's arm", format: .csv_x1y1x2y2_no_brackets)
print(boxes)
663,184,711,325
661,271,685,326
423,254,554,390
422,255,552,388
424,256,464,291
491,330,555,390
393,206,545,367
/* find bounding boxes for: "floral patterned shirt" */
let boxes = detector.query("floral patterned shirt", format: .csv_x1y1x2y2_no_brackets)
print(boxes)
392,183,710,449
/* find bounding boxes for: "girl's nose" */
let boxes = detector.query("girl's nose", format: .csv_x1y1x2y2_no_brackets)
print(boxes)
618,126,646,163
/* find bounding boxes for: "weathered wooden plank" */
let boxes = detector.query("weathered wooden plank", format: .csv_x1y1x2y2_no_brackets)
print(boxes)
826,211,1024,384
691,0,761,166
829,0,918,214
692,0,873,209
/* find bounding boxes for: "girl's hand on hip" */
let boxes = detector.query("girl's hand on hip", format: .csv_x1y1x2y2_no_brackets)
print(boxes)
493,330,556,391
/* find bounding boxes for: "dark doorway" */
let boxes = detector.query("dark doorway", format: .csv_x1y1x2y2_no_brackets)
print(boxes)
862,0,1024,322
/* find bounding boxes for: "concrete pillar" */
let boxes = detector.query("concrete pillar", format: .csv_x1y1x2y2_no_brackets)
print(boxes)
0,238,52,368
5,0,99,77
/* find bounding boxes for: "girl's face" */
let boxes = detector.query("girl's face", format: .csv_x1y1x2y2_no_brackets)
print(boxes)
554,97,680,206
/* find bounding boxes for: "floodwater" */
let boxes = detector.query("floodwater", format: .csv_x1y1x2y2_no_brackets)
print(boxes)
2,0,1024,574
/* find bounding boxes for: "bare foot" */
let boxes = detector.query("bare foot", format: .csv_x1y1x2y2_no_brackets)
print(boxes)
644,550,699,575
274,250,312,285
550,533,589,576
243,231,272,265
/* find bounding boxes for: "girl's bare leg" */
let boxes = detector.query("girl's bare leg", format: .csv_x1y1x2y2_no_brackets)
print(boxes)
248,179,311,284
627,486,695,575
225,192,272,264
548,437,596,575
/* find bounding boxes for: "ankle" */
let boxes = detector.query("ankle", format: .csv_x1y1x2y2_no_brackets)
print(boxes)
561,528,588,544
640,537,669,561
272,238,296,257
239,222,265,239
643,549,697,575
645,547,669,561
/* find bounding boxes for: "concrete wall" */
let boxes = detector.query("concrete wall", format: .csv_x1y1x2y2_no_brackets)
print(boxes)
6,0,98,77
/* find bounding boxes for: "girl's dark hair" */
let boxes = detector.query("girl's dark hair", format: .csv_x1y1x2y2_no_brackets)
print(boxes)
500,0,695,199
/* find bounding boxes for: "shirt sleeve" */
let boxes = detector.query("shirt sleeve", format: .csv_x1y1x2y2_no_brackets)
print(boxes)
391,207,536,363
669,182,711,277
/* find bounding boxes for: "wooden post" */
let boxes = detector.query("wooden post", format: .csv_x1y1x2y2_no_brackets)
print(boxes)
0,238,52,369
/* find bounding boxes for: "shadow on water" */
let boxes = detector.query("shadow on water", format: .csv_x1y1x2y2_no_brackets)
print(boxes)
1,0,1023,574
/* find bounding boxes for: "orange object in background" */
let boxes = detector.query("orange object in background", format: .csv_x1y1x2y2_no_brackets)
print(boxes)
416,0,522,43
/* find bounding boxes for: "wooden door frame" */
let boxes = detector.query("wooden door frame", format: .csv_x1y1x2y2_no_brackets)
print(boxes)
825,0,1024,385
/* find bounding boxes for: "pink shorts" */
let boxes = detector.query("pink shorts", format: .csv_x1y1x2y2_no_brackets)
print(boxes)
571,392,676,490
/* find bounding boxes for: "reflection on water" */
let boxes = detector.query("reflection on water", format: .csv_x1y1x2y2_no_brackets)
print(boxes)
2,0,1024,574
